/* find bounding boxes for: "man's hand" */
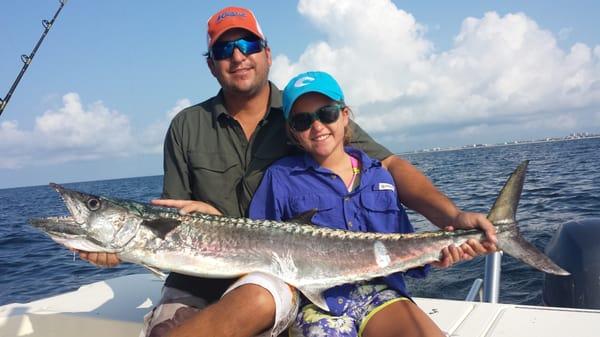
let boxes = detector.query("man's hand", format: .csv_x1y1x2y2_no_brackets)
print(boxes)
432,212,498,268
151,199,222,216
431,245,464,268
73,250,121,267
451,211,498,259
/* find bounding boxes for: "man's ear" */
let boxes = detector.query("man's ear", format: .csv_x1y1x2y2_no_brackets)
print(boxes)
206,57,217,77
265,46,272,67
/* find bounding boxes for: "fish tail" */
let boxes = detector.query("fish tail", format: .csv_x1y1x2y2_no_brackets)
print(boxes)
498,227,569,275
489,161,569,276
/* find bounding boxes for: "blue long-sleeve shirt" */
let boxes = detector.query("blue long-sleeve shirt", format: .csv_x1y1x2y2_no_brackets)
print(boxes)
249,147,428,314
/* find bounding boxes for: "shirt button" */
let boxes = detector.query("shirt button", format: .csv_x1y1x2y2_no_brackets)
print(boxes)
338,298,344,305
347,221,353,228
331,175,337,179
344,196,350,202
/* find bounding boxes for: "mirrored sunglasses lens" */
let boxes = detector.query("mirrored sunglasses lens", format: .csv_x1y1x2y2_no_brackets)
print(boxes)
317,106,341,123
211,43,233,60
237,39,263,54
211,39,263,60
290,113,314,131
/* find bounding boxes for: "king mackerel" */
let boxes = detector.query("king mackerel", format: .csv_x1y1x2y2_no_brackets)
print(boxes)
30,161,568,311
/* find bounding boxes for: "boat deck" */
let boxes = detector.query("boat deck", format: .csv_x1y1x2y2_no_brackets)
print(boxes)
1,274,598,337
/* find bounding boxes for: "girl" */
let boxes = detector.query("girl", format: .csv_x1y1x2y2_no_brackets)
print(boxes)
249,71,444,337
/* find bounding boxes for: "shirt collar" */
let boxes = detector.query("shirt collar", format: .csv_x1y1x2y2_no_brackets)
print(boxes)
211,81,283,127
295,147,381,174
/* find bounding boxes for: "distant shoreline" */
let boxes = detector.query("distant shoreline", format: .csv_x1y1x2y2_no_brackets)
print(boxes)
2,136,599,190
399,135,600,155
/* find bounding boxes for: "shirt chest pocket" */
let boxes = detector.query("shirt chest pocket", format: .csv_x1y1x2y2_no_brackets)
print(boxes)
359,190,403,233
188,151,238,172
288,195,340,228
187,151,239,200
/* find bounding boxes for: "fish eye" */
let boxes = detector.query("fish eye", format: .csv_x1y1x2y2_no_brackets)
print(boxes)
86,198,101,211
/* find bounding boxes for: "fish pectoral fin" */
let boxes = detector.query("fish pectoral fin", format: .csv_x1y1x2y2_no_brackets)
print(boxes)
299,286,330,312
288,209,318,225
141,218,181,239
141,263,167,280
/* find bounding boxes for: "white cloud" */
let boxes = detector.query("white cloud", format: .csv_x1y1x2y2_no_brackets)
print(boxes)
272,0,433,106
3,0,600,171
167,98,192,119
0,94,188,169
141,98,192,154
35,93,134,154
558,27,573,41
271,0,600,150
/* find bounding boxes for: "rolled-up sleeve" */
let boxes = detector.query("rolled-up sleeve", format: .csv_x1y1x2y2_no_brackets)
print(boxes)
162,118,192,200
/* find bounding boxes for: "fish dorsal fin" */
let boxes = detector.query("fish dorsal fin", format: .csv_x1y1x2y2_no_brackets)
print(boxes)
141,218,181,239
288,209,318,225
299,286,330,312
487,160,528,223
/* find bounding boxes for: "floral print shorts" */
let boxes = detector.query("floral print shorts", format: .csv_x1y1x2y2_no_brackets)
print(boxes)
288,283,410,337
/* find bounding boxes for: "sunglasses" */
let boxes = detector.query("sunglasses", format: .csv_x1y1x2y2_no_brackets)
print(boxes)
208,37,267,60
288,104,343,132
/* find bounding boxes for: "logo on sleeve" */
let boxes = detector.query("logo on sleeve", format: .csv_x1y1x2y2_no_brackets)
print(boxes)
377,183,394,191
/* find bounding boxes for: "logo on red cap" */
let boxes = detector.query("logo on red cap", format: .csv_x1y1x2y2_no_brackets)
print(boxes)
207,7,265,48
215,11,247,23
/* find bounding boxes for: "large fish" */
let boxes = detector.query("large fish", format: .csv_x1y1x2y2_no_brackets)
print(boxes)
30,161,568,310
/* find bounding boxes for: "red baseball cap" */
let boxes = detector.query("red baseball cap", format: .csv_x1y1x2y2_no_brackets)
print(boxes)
206,7,265,48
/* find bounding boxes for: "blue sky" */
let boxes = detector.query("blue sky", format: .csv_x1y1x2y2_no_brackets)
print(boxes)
1,0,599,189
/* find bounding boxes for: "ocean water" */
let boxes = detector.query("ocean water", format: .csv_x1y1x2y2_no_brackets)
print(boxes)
1,138,599,306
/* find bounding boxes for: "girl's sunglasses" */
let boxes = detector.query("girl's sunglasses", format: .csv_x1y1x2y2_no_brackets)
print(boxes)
288,104,343,132
208,37,267,60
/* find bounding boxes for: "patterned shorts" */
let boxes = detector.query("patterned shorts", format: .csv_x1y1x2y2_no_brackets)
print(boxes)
289,283,410,337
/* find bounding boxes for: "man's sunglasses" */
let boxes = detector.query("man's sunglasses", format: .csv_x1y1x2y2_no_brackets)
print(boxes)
208,37,267,60
288,104,343,132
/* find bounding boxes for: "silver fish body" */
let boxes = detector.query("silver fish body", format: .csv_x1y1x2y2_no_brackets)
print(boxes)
30,161,569,310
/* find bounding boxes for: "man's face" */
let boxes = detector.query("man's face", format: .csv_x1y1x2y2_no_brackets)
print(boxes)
207,28,272,97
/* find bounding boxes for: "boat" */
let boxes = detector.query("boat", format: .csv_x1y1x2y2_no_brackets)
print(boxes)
1,272,599,337
2,219,600,336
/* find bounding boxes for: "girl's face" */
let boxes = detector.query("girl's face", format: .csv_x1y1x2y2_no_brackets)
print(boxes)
289,93,349,163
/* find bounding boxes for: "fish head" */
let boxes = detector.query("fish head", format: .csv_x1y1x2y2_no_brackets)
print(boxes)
29,183,145,253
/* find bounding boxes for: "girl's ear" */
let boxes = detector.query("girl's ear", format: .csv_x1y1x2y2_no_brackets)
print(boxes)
341,106,350,126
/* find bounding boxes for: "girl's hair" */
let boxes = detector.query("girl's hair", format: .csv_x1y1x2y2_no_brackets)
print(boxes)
286,104,354,148
342,105,354,145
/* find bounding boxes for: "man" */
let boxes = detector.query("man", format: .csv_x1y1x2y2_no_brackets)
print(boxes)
80,6,496,337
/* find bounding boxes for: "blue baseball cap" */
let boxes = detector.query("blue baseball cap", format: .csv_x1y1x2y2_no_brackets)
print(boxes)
282,71,345,119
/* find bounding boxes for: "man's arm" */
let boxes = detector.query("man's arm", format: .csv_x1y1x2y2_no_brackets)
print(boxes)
162,117,192,199
381,155,497,266
347,121,495,236
381,156,458,228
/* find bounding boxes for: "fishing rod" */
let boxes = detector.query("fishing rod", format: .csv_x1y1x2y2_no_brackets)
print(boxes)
0,0,68,117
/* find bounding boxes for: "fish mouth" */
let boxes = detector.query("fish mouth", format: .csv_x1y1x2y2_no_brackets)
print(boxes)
29,216,89,238
28,183,94,237
48,183,97,225
29,216,114,252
